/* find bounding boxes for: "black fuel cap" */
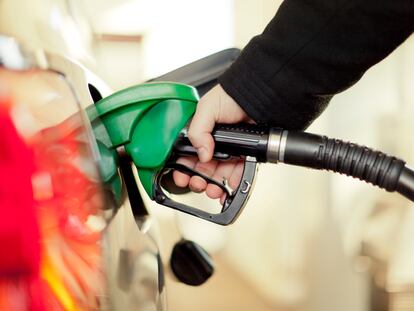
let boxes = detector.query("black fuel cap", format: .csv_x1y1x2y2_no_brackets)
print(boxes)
170,239,214,286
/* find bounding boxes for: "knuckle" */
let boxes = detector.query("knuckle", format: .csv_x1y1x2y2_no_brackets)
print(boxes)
195,162,215,176
206,184,223,199
187,131,197,142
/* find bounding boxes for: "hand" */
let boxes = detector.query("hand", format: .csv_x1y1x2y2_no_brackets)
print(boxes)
173,84,252,203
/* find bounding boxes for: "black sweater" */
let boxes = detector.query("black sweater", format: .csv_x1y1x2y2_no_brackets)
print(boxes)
219,0,414,130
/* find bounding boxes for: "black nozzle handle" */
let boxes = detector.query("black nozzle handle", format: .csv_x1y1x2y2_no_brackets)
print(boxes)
174,123,270,161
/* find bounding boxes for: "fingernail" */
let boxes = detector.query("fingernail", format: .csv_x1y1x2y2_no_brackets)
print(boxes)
197,147,209,162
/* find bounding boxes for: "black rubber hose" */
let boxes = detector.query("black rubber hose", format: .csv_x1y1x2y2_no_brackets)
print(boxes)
283,132,411,197
396,166,414,202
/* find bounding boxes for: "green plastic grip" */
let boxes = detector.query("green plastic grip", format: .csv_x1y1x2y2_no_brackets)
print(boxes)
88,82,199,197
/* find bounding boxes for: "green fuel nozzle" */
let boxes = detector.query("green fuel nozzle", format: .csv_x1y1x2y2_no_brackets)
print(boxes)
88,82,198,195
89,82,414,226
88,82,258,225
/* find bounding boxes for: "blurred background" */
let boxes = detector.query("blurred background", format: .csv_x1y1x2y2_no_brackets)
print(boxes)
1,0,413,310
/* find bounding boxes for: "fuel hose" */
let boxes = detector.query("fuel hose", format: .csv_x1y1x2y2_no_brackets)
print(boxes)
175,124,414,202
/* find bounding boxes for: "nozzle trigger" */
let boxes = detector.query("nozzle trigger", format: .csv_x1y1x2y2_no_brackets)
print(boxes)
153,157,257,225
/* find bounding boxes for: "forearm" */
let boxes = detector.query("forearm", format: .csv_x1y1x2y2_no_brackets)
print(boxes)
219,0,414,130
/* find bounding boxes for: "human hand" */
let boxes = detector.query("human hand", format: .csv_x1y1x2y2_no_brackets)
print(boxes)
173,84,253,203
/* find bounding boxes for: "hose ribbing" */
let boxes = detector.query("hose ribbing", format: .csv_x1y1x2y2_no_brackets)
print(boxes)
317,137,405,191
283,132,406,192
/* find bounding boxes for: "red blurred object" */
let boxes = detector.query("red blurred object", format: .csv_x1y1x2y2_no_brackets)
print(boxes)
33,121,102,245
0,98,39,275
30,112,104,309
0,97,43,310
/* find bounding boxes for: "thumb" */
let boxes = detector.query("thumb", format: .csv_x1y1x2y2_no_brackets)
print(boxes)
188,101,216,163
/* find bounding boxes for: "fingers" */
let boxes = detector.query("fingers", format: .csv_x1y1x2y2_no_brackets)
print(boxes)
205,160,239,199
172,157,197,187
188,84,252,164
172,157,245,205
188,98,216,163
220,193,226,206
229,160,244,190
172,157,218,193
218,159,243,205
188,160,218,193
175,83,253,202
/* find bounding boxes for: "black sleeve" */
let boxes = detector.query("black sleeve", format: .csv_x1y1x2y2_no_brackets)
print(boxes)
218,0,414,130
